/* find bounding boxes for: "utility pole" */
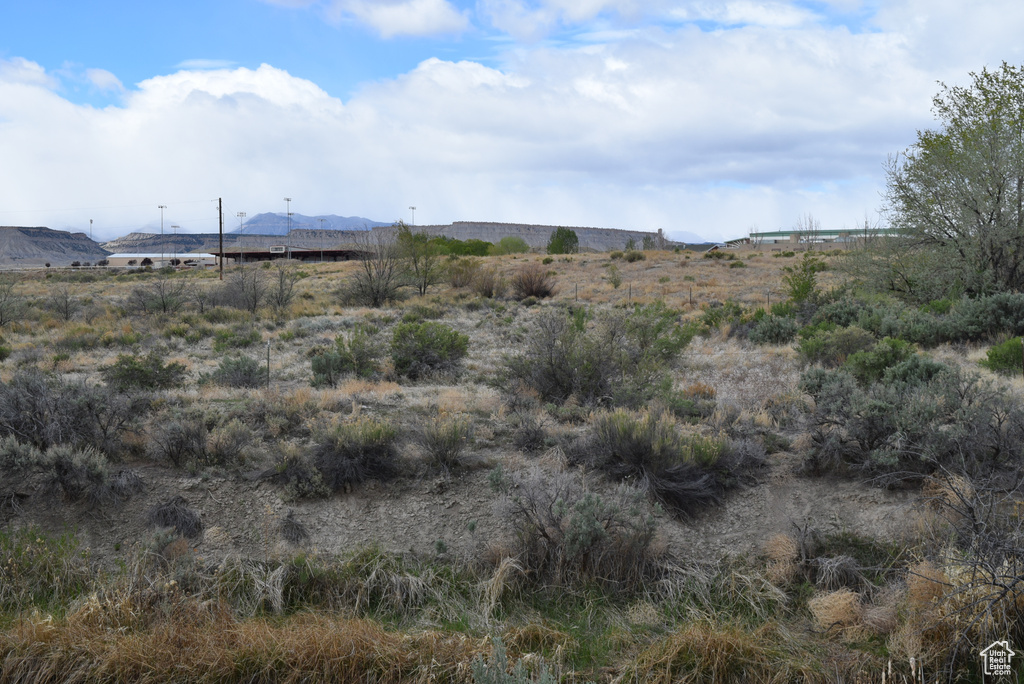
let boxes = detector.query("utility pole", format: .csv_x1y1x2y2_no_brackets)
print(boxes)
237,212,246,266
218,198,224,280
409,206,416,226
89,219,93,241
158,205,166,268
284,197,293,259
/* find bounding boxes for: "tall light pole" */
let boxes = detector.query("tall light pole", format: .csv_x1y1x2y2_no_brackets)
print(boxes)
171,225,179,267
89,219,93,241
315,218,323,264
409,206,416,226
158,205,166,267
236,212,246,265
284,197,293,259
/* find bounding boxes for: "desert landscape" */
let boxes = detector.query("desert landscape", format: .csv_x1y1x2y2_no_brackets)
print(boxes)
1,238,1019,682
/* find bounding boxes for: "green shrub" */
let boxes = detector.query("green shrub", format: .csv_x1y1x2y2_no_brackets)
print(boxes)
490,236,531,255
0,344,10,363
212,356,264,388
101,352,185,390
390,321,469,379
729,260,746,268
843,337,915,385
609,250,624,260
311,325,380,387
313,417,399,492
797,326,875,367
503,303,695,408
700,300,746,329
980,336,1024,375
623,249,645,263
212,325,262,352
782,252,826,302
748,315,798,345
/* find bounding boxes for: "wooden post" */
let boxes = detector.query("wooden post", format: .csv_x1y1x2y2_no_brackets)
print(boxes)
266,341,271,389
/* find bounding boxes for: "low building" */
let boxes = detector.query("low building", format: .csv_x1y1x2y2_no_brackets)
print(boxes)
727,228,898,249
105,253,220,269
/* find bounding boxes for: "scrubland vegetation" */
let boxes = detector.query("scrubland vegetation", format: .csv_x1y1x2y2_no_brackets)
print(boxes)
0,234,1023,683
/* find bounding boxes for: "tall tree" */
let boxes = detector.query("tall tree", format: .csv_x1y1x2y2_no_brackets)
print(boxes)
883,62,1024,298
395,221,443,296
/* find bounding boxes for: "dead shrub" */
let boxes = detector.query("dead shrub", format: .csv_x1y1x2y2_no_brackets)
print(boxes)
148,496,204,539
808,588,864,637
510,263,555,300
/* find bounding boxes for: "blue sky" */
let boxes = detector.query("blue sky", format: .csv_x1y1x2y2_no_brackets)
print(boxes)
2,0,1024,241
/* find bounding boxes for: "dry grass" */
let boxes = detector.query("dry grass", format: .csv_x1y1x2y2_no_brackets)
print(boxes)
808,588,864,640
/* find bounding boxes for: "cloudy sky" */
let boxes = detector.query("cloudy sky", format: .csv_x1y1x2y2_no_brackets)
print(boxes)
1,0,1022,242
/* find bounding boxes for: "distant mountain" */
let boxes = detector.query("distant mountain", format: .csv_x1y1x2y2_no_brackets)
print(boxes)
0,226,109,266
235,213,389,235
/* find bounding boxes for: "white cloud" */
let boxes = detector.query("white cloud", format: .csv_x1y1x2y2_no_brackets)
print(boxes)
670,1,819,28
4,1,1024,241
0,57,57,88
316,0,467,37
85,68,124,93
176,59,238,70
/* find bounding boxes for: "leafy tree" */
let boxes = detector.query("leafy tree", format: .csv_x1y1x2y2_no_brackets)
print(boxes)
880,63,1024,298
395,221,443,296
489,236,530,255
546,227,579,254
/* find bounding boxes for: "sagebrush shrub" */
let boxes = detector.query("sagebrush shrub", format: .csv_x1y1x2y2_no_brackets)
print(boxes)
313,417,399,492
47,444,144,508
573,410,760,517
390,321,469,380
0,435,42,474
503,303,694,408
748,315,798,345
212,355,264,388
800,362,1024,485
0,371,151,455
492,467,659,590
